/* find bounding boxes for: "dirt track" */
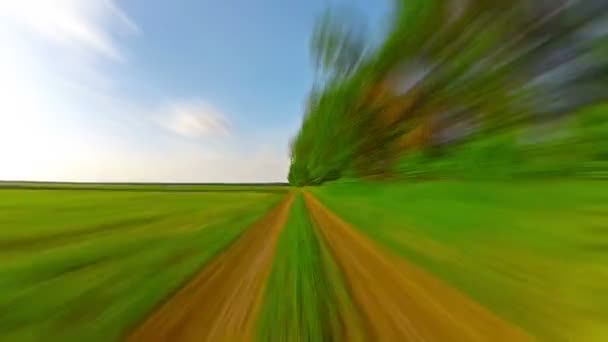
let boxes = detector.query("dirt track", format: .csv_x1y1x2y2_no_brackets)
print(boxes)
128,193,293,342
128,191,532,341
303,192,533,342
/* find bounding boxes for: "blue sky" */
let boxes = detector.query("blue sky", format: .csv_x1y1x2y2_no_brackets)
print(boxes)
0,0,387,182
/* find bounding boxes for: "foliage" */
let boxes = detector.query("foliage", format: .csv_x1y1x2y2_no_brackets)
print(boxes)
289,0,608,185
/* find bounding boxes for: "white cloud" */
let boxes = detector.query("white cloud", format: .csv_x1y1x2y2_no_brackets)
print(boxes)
156,101,231,139
0,1,290,183
0,0,138,61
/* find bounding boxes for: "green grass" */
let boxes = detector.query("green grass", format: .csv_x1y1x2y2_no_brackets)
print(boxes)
0,181,288,193
0,188,284,342
6,181,606,340
312,180,608,341
256,192,364,342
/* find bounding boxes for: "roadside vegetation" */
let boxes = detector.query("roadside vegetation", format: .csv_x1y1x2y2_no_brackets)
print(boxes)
286,2,608,338
289,0,608,185
312,180,608,340
0,189,283,341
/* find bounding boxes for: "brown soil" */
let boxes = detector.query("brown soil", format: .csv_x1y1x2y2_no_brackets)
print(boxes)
303,192,534,342
128,193,294,342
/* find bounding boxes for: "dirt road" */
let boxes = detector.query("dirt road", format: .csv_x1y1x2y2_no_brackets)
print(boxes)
128,190,532,341
128,193,294,342
303,192,533,341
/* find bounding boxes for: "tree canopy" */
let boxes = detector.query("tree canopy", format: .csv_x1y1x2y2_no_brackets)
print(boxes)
289,0,608,185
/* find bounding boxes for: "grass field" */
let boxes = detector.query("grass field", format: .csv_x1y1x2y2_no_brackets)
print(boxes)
0,187,284,341
1,181,606,341
0,181,287,193
312,180,608,341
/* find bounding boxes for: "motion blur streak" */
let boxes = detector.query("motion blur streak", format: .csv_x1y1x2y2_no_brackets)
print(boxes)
289,0,608,184
285,1,608,339
1,1,608,342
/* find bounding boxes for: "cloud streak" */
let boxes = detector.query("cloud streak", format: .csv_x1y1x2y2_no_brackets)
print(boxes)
0,0,138,61
157,100,231,139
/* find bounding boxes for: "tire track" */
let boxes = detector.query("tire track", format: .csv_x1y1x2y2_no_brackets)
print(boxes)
128,192,294,342
304,192,534,341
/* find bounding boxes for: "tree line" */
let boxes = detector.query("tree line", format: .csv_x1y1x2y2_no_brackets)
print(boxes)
289,0,608,185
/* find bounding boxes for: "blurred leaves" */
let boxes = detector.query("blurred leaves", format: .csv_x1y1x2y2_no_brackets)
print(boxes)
290,0,608,185
311,8,366,82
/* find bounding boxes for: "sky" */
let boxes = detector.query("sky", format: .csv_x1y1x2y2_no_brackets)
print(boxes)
0,0,387,183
